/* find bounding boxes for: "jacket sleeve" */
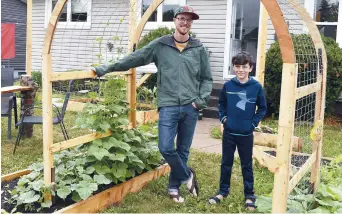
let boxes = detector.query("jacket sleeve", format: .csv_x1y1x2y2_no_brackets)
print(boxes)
194,46,213,109
94,40,158,77
252,86,267,127
218,84,227,124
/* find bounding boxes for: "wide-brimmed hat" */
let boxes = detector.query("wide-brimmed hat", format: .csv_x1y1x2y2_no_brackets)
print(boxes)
174,5,199,20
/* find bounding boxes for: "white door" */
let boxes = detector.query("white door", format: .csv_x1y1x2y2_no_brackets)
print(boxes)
223,0,244,78
230,0,244,61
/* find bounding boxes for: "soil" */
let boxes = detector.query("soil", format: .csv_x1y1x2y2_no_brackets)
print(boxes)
264,151,332,168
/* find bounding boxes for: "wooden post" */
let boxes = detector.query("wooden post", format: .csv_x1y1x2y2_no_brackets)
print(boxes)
272,63,297,213
256,3,268,86
42,54,53,201
26,0,32,76
19,75,38,137
128,0,137,128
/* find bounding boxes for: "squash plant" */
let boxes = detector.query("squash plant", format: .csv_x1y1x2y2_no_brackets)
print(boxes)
7,78,162,211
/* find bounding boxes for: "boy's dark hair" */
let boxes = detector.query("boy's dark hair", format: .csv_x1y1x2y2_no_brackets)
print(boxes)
232,52,254,68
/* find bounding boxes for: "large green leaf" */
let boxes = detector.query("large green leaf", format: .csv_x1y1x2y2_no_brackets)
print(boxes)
131,136,142,143
118,118,129,125
31,180,44,191
108,153,126,162
75,181,98,200
20,191,40,204
256,196,272,213
100,121,111,131
57,185,72,200
106,137,131,152
112,163,128,178
88,145,110,161
94,164,111,175
85,166,95,174
94,174,111,185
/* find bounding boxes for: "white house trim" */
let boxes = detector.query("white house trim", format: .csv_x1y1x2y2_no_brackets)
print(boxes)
137,0,186,30
337,1,342,47
44,0,92,29
223,0,234,80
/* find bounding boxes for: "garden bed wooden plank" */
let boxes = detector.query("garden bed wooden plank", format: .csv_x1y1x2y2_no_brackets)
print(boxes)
1,169,31,182
56,164,170,213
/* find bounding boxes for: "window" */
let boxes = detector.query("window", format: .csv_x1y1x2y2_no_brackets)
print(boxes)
141,0,186,28
314,0,341,45
45,0,92,29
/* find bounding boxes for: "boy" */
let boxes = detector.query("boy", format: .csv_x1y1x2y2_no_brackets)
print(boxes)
208,52,266,210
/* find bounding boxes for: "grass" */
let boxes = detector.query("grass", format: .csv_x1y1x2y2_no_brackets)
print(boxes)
209,118,342,158
103,150,274,213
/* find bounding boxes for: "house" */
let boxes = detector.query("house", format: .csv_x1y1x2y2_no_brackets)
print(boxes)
27,0,342,115
28,0,341,80
1,0,27,78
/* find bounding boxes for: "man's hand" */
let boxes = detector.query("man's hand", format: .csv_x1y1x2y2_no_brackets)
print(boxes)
90,68,97,78
192,102,197,109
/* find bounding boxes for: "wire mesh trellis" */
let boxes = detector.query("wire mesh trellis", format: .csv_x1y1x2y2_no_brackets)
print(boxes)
48,0,132,138
275,0,323,209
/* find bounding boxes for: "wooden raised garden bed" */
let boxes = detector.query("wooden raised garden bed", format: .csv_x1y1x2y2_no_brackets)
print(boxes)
1,164,170,213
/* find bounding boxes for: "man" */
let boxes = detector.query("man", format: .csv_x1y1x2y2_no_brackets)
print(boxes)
92,5,213,203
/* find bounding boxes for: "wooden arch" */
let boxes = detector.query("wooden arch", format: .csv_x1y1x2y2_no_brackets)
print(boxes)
41,0,327,212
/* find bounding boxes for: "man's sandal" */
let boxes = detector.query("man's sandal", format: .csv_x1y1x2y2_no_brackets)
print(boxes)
245,198,257,210
188,168,199,197
169,193,184,203
208,194,226,204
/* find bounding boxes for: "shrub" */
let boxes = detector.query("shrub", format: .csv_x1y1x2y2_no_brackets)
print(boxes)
32,71,42,88
137,27,196,89
264,34,342,116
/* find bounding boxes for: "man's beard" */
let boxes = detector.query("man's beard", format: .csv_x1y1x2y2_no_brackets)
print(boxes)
177,27,189,35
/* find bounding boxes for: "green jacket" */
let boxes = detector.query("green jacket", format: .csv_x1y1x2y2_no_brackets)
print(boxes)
94,35,213,109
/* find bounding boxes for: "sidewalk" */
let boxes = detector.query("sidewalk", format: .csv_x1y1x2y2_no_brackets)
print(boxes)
191,118,222,154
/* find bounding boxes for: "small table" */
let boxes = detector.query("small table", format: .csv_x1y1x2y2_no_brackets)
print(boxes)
1,85,35,138
1,86,33,94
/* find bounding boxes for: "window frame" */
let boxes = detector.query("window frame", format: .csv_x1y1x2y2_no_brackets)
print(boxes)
138,0,186,29
45,0,92,29
305,0,342,47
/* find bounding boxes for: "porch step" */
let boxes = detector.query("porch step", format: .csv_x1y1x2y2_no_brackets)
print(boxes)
203,107,219,119
208,96,219,107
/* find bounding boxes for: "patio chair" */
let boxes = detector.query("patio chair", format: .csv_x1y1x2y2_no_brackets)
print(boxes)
13,80,74,154
1,67,18,140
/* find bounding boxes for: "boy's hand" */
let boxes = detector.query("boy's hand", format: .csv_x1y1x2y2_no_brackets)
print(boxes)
220,118,226,134
192,102,197,109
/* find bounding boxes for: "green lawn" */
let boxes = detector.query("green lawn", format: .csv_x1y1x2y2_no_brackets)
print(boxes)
103,150,274,213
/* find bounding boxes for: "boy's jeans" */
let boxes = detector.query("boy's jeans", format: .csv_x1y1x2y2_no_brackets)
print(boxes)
219,131,255,199
158,103,198,193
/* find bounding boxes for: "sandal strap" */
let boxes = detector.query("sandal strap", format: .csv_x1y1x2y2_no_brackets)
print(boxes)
209,196,222,204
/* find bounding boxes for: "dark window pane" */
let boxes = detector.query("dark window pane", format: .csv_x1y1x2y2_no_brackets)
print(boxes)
71,0,88,22
52,0,67,22
315,0,339,22
142,0,157,22
162,4,178,21
317,24,337,40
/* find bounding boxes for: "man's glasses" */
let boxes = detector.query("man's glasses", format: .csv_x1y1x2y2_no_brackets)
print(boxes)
176,17,193,23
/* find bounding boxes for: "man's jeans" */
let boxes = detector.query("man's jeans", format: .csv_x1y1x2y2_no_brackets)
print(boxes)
158,103,198,193
219,131,255,198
